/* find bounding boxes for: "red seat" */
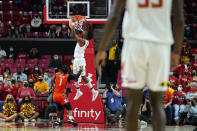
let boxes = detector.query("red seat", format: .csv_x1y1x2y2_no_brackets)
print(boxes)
41,55,51,60
26,63,35,73
3,11,12,21
13,11,22,22
0,68,2,75
4,59,14,64
39,59,50,64
27,59,38,65
2,63,12,70
14,63,25,68
58,55,63,62
48,68,55,76
38,63,48,72
63,55,73,65
11,67,17,74
2,3,11,11
15,59,26,65
12,5,22,11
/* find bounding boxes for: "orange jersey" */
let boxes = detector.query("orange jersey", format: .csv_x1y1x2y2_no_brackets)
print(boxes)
54,72,69,93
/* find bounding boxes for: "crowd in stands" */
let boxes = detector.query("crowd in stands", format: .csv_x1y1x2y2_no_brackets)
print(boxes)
0,46,74,122
0,0,95,38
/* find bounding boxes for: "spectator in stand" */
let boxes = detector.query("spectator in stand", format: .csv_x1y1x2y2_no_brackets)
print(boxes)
13,67,27,82
1,78,18,100
16,80,36,108
3,67,12,79
34,75,49,94
18,96,39,122
173,85,186,124
139,92,151,124
29,47,40,59
31,15,42,32
0,75,3,87
7,46,16,59
179,70,189,92
0,46,7,59
0,94,17,122
184,98,197,125
17,48,28,59
19,24,30,38
28,79,34,89
48,25,57,38
61,24,69,38
189,70,197,82
23,66,31,78
103,83,123,124
169,73,179,90
49,54,63,69
43,71,51,89
163,87,173,125
29,66,40,83
106,40,119,83
8,25,19,38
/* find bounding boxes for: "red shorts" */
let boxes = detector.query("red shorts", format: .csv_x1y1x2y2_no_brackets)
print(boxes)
53,93,69,105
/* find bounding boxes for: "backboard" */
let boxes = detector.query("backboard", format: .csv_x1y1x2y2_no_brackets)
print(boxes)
44,0,112,24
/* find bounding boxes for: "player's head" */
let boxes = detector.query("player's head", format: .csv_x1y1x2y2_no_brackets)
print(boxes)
83,30,93,40
62,65,69,74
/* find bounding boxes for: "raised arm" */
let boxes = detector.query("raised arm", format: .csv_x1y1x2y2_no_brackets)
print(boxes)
71,20,85,47
95,0,126,72
171,0,184,70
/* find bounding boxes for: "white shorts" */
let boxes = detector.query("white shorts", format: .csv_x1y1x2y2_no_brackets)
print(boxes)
121,39,171,92
73,58,86,76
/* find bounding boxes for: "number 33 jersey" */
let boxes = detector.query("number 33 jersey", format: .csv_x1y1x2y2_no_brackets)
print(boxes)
55,72,69,93
122,0,173,45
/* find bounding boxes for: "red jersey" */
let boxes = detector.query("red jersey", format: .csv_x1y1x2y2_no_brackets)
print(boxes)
180,75,188,92
54,72,69,93
172,91,186,105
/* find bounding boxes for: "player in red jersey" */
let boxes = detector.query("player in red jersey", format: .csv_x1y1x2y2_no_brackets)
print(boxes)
51,66,82,126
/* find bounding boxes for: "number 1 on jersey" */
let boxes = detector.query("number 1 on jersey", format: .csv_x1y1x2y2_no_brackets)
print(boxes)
59,78,63,86
138,0,163,8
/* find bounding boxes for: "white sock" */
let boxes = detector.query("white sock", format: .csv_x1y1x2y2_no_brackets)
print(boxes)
87,82,93,89
68,116,73,120
57,118,60,122
92,88,96,93
77,88,81,93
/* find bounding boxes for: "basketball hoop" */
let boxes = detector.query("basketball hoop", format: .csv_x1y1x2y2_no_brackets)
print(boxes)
69,15,86,31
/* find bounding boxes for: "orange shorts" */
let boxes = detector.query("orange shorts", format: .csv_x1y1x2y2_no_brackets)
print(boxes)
53,93,69,105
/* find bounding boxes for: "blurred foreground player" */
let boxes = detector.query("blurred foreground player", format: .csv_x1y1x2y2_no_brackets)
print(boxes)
96,0,184,131
51,66,82,126
70,17,99,102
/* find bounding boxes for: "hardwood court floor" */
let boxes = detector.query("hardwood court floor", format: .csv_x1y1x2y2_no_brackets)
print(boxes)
0,122,195,131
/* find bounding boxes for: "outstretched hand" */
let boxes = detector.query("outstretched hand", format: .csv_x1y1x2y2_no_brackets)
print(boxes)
95,51,107,74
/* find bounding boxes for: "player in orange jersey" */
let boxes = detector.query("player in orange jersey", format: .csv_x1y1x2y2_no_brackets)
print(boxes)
51,66,82,126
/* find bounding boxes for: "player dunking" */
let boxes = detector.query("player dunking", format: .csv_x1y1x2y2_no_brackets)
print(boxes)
71,17,99,102
51,66,82,126
96,0,184,131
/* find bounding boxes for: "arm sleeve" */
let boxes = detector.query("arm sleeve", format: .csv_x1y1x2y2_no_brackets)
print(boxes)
67,70,82,82
190,106,197,114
